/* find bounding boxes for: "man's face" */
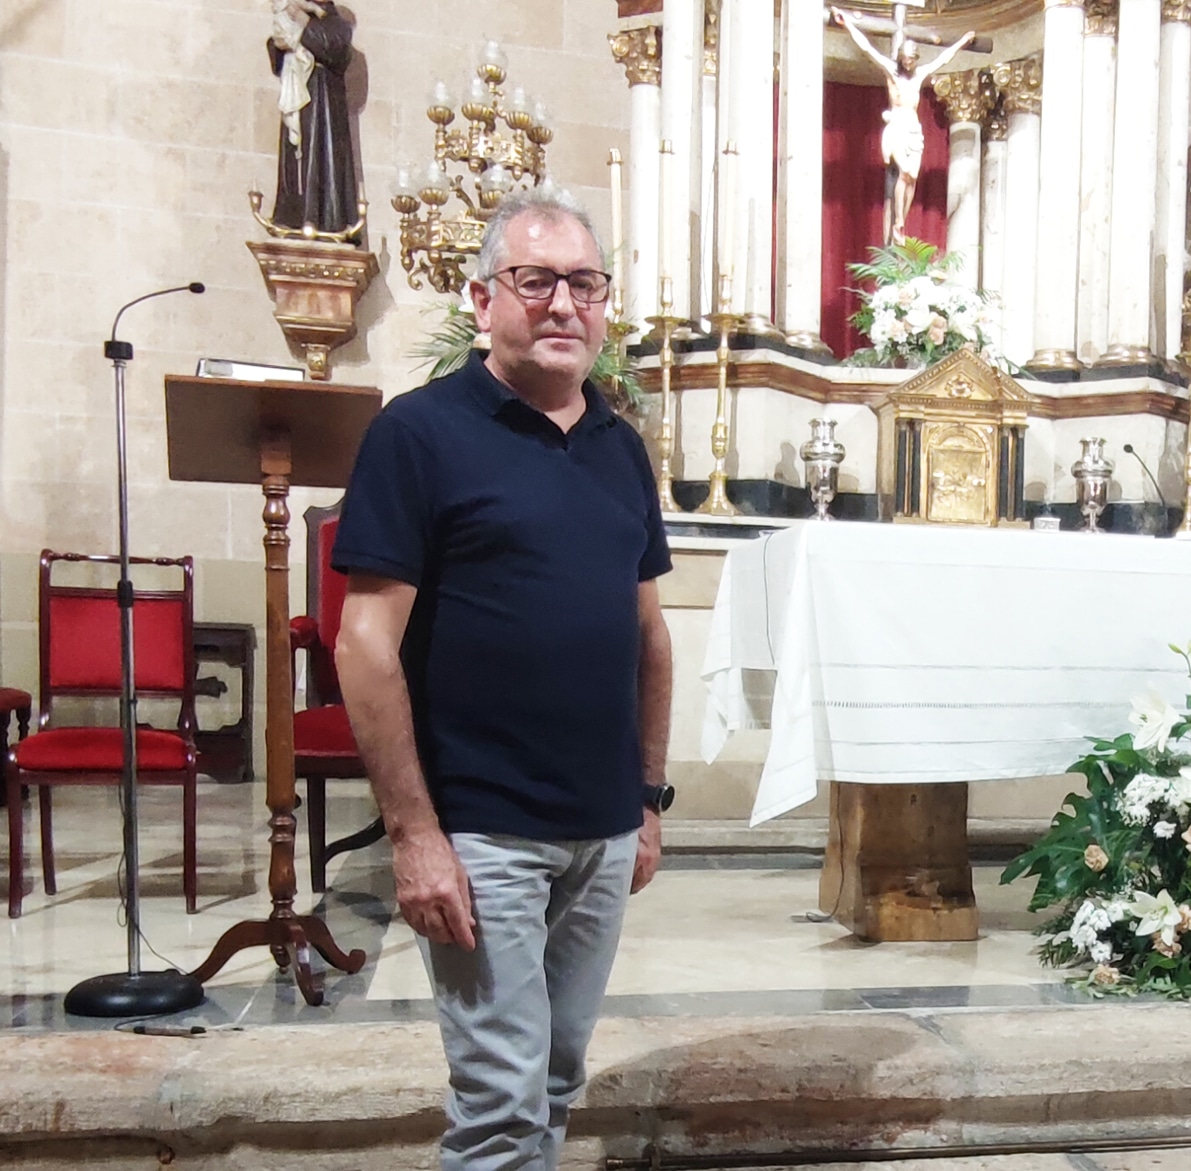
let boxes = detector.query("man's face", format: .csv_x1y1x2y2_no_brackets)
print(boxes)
471,212,607,396
898,41,919,73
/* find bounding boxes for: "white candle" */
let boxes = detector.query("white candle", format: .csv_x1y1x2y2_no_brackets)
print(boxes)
658,139,673,287
608,148,624,307
719,142,738,289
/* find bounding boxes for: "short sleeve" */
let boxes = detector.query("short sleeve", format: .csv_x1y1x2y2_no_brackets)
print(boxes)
331,407,435,585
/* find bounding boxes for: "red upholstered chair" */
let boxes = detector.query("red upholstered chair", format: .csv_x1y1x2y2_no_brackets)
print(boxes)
0,688,32,809
291,502,383,893
6,551,198,919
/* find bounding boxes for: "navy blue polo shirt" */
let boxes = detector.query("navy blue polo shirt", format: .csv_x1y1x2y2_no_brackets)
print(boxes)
332,352,672,841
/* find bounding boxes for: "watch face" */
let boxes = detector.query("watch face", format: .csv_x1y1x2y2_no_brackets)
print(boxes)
646,784,675,812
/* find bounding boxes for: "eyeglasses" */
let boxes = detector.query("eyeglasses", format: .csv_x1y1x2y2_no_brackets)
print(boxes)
490,266,611,305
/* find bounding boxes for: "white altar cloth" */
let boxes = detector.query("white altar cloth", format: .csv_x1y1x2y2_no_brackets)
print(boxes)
700,521,1191,825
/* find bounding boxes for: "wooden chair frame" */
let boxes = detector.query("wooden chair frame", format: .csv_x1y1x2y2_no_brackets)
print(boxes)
6,551,198,919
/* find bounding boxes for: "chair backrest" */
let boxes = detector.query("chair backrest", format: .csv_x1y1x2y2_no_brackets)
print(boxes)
39,550,197,740
303,501,346,707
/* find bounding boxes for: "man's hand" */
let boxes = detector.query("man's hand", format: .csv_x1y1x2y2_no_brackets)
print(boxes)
392,825,477,950
631,809,662,894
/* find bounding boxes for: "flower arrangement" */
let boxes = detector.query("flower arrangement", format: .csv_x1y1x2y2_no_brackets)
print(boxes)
1002,643,1191,998
846,238,1004,370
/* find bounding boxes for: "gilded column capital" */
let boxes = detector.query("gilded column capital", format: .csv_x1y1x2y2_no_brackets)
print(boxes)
704,5,718,77
1163,0,1191,23
608,25,661,87
992,53,1043,116
933,67,997,126
983,92,1009,141
1084,0,1118,35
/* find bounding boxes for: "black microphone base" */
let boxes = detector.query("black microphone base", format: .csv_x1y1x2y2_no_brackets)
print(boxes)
64,970,204,1018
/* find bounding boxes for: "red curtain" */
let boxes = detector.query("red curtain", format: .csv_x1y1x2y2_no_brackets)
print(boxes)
820,83,950,359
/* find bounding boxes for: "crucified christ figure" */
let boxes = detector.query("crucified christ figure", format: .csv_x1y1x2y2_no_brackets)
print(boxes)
831,8,974,246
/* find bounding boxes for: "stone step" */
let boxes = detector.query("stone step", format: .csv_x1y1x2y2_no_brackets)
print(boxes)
4,1001,1191,1170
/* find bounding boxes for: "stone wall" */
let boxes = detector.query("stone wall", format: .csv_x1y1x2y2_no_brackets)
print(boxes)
0,0,630,760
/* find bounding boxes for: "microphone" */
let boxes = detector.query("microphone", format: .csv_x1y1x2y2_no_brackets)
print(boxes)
1123,443,1170,532
106,283,206,360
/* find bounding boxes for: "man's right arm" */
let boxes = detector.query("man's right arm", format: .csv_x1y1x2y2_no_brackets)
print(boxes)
336,573,475,950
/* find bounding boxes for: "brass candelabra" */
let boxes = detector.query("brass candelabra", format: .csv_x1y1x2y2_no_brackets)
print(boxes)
696,274,740,516
391,41,552,295
645,277,682,514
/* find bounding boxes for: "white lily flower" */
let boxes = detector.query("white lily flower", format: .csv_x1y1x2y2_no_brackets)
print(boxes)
1128,688,1182,753
1129,888,1183,947
1169,769,1191,813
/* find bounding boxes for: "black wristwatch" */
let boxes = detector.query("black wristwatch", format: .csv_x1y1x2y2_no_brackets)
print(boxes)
643,783,676,813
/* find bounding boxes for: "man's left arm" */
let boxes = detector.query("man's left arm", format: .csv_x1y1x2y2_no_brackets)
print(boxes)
633,578,672,894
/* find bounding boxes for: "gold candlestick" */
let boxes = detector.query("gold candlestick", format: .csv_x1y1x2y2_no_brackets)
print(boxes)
696,274,740,516
645,275,682,514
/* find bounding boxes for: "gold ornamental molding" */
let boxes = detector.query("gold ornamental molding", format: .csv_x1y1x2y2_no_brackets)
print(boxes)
247,238,378,381
635,352,1190,424
609,25,661,87
992,53,1044,116
1163,0,1191,23
984,93,1009,140
933,67,997,126
704,5,719,77
1085,0,1119,35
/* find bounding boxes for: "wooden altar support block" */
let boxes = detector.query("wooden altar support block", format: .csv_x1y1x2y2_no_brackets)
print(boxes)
819,781,978,942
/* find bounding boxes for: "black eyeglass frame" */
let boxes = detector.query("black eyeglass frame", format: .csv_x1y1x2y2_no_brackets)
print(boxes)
488,266,613,305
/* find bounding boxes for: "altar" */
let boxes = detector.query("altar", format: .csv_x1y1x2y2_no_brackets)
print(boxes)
700,520,1191,938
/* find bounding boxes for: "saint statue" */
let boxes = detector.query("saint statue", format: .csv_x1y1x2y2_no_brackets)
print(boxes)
268,0,360,238
831,8,974,247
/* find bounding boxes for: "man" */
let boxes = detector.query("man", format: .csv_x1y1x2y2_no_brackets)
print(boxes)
333,187,674,1171
831,8,974,246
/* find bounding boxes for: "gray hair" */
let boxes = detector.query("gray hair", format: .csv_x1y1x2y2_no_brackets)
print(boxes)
475,185,607,282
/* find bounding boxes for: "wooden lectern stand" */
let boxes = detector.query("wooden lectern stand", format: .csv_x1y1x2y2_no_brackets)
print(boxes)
164,375,381,1004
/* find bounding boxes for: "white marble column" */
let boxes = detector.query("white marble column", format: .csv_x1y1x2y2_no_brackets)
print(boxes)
1155,2,1191,360
609,27,661,328
1102,0,1163,365
933,69,993,289
776,0,826,349
980,103,1009,343
660,0,703,324
1030,0,1085,371
1076,4,1117,364
720,0,775,332
994,55,1044,367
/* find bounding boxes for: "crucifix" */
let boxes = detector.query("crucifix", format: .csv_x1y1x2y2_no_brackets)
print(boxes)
827,3,989,247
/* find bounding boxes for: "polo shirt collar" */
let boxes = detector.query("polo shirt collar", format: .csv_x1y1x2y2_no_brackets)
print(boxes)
465,350,615,431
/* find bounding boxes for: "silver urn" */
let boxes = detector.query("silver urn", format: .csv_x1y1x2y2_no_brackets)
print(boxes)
1071,437,1114,533
800,418,846,521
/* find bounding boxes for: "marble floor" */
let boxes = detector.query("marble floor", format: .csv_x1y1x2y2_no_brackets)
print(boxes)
1,775,1090,1034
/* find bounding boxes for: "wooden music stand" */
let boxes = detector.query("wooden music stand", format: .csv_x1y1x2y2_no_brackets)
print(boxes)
164,375,381,1005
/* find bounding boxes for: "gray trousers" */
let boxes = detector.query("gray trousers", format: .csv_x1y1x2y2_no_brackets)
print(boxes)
419,830,638,1171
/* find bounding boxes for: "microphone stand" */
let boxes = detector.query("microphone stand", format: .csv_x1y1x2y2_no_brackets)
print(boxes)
65,286,207,1018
